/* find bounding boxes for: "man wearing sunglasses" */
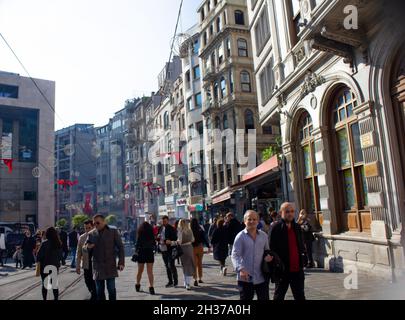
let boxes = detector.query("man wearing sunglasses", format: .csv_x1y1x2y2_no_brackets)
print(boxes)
269,202,306,300
86,214,125,300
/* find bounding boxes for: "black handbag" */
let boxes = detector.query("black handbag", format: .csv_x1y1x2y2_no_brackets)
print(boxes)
171,244,183,260
131,249,139,263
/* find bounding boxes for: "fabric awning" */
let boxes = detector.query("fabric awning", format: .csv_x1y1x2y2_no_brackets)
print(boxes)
211,191,232,205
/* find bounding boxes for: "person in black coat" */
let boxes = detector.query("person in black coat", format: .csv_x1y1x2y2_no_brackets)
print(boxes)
157,216,178,287
21,230,36,269
36,227,63,300
68,229,79,268
211,218,229,276
58,228,68,265
270,203,307,301
225,213,243,256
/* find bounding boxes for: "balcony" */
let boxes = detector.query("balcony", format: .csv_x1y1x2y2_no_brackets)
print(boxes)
202,99,218,114
203,65,217,81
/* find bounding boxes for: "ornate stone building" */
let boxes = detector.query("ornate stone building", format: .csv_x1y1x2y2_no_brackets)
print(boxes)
198,0,276,219
248,0,405,278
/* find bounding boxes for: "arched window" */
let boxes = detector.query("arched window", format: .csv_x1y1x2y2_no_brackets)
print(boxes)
215,116,221,129
223,114,229,130
235,10,245,25
331,87,369,232
216,16,222,32
241,71,251,92
164,111,170,130
237,38,248,57
298,112,321,220
245,109,255,133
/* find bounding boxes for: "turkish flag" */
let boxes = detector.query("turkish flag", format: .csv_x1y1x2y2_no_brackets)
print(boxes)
3,159,13,173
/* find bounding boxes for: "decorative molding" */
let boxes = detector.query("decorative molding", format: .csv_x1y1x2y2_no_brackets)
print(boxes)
299,71,326,99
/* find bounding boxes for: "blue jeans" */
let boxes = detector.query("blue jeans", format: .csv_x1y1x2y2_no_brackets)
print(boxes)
70,247,77,267
95,278,116,300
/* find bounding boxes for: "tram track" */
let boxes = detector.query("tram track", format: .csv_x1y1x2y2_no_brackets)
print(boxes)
0,266,68,288
5,266,84,300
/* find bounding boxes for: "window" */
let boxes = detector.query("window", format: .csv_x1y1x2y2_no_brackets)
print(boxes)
263,126,273,134
237,39,248,57
193,66,201,79
19,109,38,162
245,109,255,133
223,114,229,129
226,38,231,57
209,24,214,36
213,81,219,100
297,112,321,219
218,43,224,64
187,97,192,110
227,165,232,185
163,112,170,130
0,84,18,98
24,191,37,201
202,32,207,46
196,121,204,136
195,93,202,108
216,16,222,32
259,58,275,104
229,70,234,93
331,87,369,232
220,77,227,98
290,0,302,43
201,7,205,21
185,71,191,89
215,116,221,129
193,39,200,55
241,71,251,92
235,10,245,25
254,6,271,54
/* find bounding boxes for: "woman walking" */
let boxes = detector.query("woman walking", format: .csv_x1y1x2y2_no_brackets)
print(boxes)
175,219,195,290
297,210,315,268
36,227,63,300
211,218,229,276
21,230,36,269
135,222,156,295
191,218,209,286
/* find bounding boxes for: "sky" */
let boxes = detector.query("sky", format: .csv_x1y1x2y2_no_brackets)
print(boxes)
0,0,201,130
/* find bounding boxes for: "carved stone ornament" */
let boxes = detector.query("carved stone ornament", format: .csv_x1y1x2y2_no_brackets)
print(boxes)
294,46,306,64
300,71,326,99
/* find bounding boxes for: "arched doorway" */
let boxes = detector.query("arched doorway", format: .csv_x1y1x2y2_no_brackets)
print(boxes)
390,49,405,201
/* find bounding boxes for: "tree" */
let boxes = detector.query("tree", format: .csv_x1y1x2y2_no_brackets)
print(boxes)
56,218,67,229
262,136,283,162
105,214,117,226
71,214,89,229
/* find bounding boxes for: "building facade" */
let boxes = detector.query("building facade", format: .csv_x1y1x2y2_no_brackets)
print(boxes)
249,0,405,278
55,124,96,223
0,71,55,229
198,0,276,220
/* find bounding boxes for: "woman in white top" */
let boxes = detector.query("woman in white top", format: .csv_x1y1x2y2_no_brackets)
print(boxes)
176,219,196,290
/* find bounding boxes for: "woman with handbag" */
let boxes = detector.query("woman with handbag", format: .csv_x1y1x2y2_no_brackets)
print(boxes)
174,219,195,290
36,227,63,300
134,222,155,295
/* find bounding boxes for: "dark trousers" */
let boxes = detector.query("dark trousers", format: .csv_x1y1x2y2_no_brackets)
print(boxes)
70,247,77,268
40,271,59,301
162,251,178,284
305,240,314,265
84,268,97,300
95,278,116,301
16,260,22,269
238,281,269,301
274,271,306,301
62,250,68,265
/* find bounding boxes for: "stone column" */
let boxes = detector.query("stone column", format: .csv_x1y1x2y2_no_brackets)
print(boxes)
312,126,336,235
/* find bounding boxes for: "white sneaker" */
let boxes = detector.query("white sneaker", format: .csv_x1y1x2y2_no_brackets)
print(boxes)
223,267,227,276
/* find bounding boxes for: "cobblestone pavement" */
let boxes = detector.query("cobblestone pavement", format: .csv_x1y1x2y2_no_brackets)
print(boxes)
1,246,404,300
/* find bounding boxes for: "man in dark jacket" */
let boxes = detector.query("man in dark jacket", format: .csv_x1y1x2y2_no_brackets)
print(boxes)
225,213,243,256
58,228,68,265
68,229,79,268
86,214,125,300
158,215,178,287
270,202,306,301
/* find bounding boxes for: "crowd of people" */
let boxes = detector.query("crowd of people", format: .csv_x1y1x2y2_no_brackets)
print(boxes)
1,202,316,301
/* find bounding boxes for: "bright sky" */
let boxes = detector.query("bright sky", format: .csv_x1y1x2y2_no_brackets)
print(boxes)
0,0,201,130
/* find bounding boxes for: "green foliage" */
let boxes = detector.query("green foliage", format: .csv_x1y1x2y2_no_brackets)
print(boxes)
105,214,117,226
56,218,67,229
71,214,89,229
262,136,283,162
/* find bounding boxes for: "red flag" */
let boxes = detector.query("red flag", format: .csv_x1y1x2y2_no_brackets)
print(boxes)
2,159,13,173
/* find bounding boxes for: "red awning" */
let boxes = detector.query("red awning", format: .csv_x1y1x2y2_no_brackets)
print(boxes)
211,191,232,205
232,155,280,189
